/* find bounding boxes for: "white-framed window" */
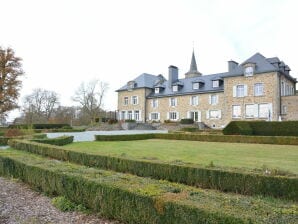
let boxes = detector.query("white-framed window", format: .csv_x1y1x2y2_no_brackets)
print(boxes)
134,110,140,121
172,85,178,92
190,96,199,106
233,84,248,97
206,110,221,119
244,66,254,76
127,110,133,120
131,96,138,105
187,111,201,122
258,104,270,118
254,83,264,96
245,104,258,118
124,97,129,105
155,87,160,94
152,99,158,108
168,111,179,120
169,97,177,107
282,105,287,114
212,80,219,88
120,111,126,120
209,94,218,105
232,105,241,118
281,81,285,96
150,112,160,121
192,82,199,90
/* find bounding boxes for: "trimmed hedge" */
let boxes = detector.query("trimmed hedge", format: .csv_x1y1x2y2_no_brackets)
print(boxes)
8,123,71,129
223,121,298,136
0,149,297,224
0,137,10,146
96,133,298,145
180,119,194,124
9,139,298,201
31,135,74,146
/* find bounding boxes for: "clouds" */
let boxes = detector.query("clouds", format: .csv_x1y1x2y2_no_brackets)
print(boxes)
2,0,297,121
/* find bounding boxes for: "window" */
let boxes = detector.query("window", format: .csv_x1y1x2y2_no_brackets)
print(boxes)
131,96,138,105
281,81,285,96
254,83,264,96
127,111,133,120
245,104,258,118
212,80,219,88
134,110,140,121
152,99,158,108
244,66,254,76
282,105,287,114
258,104,270,118
190,96,199,106
236,85,244,97
209,94,218,105
208,110,221,119
155,88,160,94
172,85,178,92
232,105,241,118
169,112,178,120
192,82,199,90
124,97,129,105
169,98,177,107
121,111,126,120
150,112,159,121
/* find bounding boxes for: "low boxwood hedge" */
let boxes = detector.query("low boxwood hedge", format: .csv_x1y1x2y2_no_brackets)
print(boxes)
8,123,71,129
8,139,298,201
30,135,74,146
0,149,296,224
95,133,298,145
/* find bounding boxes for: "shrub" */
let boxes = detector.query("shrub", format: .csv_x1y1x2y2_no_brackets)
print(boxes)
9,139,298,201
223,121,298,136
8,124,71,130
125,119,136,123
31,135,74,146
4,128,23,137
52,196,76,212
180,127,199,132
180,119,194,124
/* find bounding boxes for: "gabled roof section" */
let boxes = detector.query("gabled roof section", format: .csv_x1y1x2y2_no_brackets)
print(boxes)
116,73,160,91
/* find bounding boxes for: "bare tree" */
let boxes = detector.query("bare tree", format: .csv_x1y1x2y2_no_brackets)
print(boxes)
72,80,109,124
23,88,60,124
0,47,24,116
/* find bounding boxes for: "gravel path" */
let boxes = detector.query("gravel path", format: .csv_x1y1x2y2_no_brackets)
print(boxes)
0,177,121,224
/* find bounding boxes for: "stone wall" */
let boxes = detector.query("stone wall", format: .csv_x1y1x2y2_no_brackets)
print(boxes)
281,95,298,120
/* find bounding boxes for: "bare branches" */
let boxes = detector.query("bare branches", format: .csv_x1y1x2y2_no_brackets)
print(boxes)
72,79,109,124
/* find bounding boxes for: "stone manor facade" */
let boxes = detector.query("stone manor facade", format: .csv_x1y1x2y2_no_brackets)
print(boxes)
116,51,297,128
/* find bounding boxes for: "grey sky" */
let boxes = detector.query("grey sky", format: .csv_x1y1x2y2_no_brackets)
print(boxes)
2,0,298,121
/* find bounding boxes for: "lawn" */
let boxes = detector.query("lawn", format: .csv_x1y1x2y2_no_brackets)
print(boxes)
64,139,298,174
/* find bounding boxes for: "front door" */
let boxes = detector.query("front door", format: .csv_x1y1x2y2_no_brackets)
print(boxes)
189,111,201,122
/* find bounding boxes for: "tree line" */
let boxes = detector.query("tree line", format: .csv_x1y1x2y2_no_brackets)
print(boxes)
0,46,111,126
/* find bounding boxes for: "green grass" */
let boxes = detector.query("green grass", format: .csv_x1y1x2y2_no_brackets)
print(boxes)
64,139,298,174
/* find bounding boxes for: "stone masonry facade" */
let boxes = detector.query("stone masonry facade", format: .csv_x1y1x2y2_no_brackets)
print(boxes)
117,52,297,129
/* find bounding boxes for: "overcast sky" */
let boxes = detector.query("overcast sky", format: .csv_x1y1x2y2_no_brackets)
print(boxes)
2,0,298,121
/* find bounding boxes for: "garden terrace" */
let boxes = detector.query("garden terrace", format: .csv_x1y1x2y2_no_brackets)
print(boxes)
0,149,297,224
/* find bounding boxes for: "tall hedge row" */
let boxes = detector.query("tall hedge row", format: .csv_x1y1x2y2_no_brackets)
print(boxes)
223,121,298,136
0,150,297,224
9,140,298,201
8,123,70,129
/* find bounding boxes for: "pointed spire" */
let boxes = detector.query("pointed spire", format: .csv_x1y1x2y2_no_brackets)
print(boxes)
185,49,201,78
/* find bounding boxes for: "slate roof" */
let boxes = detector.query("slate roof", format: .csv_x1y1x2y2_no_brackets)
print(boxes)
116,52,297,97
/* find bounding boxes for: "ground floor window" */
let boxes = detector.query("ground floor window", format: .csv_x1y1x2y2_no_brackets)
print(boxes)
150,112,160,121
127,111,133,120
169,112,178,120
232,105,241,118
121,111,126,120
209,110,221,119
245,103,272,119
188,111,201,122
134,110,140,121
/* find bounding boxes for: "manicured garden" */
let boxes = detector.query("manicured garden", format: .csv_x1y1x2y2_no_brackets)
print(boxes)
64,139,298,175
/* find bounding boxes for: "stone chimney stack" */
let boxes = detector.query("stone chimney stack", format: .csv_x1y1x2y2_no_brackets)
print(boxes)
228,60,238,72
168,65,178,87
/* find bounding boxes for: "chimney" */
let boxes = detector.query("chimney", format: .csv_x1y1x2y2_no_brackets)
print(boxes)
168,65,178,87
228,60,238,72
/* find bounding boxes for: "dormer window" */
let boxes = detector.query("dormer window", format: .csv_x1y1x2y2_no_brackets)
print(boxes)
127,81,136,91
172,85,178,92
155,87,160,94
212,80,219,88
192,82,199,90
244,66,254,77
